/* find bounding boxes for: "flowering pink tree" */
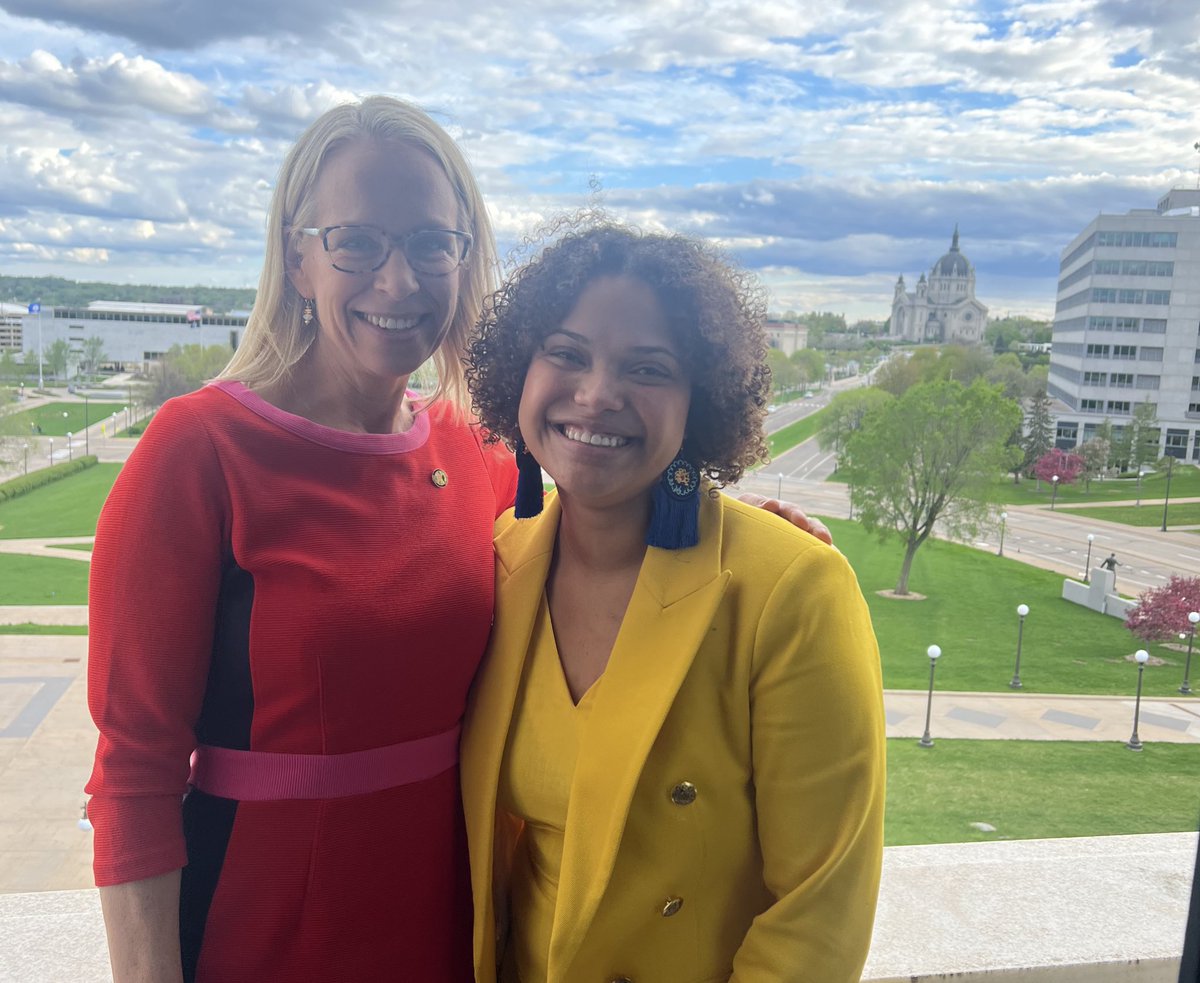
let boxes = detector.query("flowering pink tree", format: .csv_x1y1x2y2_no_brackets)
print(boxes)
1032,447,1084,485
1126,576,1200,643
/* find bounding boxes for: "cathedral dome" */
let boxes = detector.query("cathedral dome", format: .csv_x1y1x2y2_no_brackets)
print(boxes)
932,226,971,277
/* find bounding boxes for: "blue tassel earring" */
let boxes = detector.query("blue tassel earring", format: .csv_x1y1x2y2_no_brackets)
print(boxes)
514,438,544,518
646,455,700,550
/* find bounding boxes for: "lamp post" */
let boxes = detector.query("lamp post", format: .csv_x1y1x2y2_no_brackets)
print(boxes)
1050,474,1060,510
1136,467,1147,507
1010,604,1029,689
66,431,73,462
48,437,54,463
1083,533,1095,584
777,473,783,498
997,511,1007,557
918,644,942,748
1126,650,1150,751
1160,456,1175,532
23,442,28,476
83,393,89,455
1181,611,1199,696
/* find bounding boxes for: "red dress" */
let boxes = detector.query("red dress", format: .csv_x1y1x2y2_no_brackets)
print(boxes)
86,381,517,982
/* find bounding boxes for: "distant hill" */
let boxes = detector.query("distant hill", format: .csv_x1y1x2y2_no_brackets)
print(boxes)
0,275,256,314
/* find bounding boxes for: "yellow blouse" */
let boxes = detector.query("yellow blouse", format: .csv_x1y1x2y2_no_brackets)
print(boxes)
497,594,597,983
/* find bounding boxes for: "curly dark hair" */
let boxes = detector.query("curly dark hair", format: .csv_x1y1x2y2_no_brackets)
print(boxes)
465,222,771,486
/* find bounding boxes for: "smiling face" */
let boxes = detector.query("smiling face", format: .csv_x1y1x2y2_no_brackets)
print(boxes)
287,138,462,394
518,275,691,516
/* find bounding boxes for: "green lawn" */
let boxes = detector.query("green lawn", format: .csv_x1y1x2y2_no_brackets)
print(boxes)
767,404,831,458
886,740,1200,845
1056,501,1200,528
46,542,95,551
995,464,1200,508
0,554,90,604
0,623,88,635
826,517,1192,697
3,402,127,437
0,463,121,538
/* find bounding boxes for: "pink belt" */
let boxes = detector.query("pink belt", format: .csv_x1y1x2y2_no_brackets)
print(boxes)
188,724,461,801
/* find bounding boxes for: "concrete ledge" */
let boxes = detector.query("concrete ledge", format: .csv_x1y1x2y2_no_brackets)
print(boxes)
0,833,1194,982
863,832,1196,982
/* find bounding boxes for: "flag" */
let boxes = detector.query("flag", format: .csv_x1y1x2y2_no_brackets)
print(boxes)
186,310,202,325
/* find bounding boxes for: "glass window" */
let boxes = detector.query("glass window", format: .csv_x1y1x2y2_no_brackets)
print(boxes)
1139,347,1163,361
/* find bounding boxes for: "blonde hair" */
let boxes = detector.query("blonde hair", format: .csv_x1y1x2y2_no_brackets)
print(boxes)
219,95,496,411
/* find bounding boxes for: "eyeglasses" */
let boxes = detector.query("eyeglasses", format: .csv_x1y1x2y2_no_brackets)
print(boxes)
296,225,473,276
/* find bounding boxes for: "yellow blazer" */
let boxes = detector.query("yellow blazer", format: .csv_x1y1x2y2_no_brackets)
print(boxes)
462,491,886,983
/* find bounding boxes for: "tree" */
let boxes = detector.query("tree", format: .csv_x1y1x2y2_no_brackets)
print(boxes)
790,349,824,387
1032,447,1084,486
80,336,107,377
0,349,20,382
1126,576,1200,643
766,349,799,397
1129,402,1160,469
818,388,893,469
842,380,1022,595
141,343,233,406
986,352,1030,400
1021,387,1054,477
1077,437,1110,492
45,339,73,381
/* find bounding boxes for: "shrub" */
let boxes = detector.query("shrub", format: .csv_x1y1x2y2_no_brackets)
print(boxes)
1126,575,1200,643
0,456,99,502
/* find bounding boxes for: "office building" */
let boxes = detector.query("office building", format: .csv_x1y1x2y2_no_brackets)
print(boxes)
1048,187,1200,461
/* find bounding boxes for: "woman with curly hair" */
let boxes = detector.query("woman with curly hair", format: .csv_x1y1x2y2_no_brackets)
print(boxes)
462,223,886,983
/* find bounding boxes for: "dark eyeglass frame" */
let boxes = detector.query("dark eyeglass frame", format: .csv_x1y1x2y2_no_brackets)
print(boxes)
295,225,473,276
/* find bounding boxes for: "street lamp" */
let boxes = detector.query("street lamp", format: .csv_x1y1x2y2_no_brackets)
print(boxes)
1083,533,1095,584
1126,650,1150,751
66,431,73,462
918,644,942,748
48,437,54,462
1010,604,1029,689
22,442,28,476
997,512,1007,557
83,393,89,455
1136,467,1147,507
1181,611,1199,696
1161,456,1175,532
777,473,784,498
1050,474,1060,510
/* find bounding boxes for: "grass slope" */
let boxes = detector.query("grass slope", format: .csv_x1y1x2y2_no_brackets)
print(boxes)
0,554,90,604
766,404,831,458
0,463,121,538
885,740,1200,845
4,402,126,437
827,517,1192,697
1057,501,1200,527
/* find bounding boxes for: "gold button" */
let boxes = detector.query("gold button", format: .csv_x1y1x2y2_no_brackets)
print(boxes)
661,896,683,917
670,781,697,805
431,469,448,488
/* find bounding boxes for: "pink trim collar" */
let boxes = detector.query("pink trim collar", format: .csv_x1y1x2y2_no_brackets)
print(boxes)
210,380,430,455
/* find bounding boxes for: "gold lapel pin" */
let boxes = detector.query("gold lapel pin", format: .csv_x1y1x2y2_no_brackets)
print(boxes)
431,469,449,488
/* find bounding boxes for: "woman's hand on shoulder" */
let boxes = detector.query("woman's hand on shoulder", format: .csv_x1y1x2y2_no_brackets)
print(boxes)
737,492,833,546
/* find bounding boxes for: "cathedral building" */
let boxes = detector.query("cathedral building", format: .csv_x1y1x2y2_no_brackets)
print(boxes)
889,228,988,344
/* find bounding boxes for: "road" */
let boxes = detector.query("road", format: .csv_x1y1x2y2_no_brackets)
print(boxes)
736,449,1200,588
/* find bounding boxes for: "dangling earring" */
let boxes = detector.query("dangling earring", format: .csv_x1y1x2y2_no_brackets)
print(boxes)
646,454,700,550
302,298,315,326
514,438,544,519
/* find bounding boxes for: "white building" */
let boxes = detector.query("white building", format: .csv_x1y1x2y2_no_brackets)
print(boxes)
1047,187,1200,462
889,228,988,344
764,320,809,356
19,302,247,376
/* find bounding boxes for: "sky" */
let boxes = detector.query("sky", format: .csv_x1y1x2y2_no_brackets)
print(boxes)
0,1,1197,322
